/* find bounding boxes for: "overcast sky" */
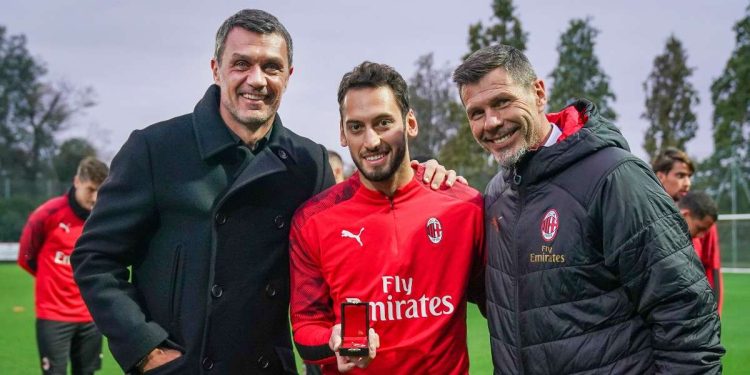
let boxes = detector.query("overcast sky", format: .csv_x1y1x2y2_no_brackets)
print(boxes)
2,0,747,166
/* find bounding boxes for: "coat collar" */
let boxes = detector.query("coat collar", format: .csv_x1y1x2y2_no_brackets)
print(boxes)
192,85,298,164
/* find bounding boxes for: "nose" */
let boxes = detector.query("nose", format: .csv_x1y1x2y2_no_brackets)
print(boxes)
485,108,503,131
363,127,381,150
246,65,266,89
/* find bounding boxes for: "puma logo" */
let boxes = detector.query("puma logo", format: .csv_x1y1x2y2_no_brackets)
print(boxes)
341,228,364,247
58,222,71,233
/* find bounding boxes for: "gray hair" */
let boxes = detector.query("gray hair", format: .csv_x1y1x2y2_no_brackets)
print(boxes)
214,9,293,66
453,44,536,98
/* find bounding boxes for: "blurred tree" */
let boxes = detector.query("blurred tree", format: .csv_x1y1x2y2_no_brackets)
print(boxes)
465,0,528,57
642,35,699,161
0,26,95,183
694,4,750,213
408,53,458,159
0,26,45,176
54,137,98,183
547,18,617,120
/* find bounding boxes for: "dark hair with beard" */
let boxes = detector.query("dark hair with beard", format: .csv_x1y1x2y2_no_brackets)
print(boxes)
214,9,293,66
453,44,537,101
337,61,410,118
678,190,718,221
651,147,695,175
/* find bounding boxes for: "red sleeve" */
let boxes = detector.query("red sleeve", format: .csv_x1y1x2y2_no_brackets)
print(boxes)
17,204,51,276
289,215,337,365
702,225,722,315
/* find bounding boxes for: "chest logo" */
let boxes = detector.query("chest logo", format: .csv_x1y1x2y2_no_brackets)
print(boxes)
58,222,71,233
426,217,443,244
341,228,364,247
540,209,559,242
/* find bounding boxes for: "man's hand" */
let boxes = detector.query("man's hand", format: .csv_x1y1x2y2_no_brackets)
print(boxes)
414,159,468,189
137,347,182,373
328,324,380,373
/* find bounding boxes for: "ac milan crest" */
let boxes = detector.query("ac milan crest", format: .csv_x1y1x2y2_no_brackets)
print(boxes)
426,217,443,244
540,209,559,242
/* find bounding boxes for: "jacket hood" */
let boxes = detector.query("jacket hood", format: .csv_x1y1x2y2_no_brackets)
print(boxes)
507,99,630,186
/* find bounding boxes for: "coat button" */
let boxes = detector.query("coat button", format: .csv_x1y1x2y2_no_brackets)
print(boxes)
211,284,223,298
202,357,214,370
257,355,270,369
215,212,227,225
265,284,277,298
277,149,288,160
273,215,285,229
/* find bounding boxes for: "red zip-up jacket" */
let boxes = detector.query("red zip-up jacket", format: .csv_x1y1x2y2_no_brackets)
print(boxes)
18,189,93,322
290,167,485,375
692,224,723,315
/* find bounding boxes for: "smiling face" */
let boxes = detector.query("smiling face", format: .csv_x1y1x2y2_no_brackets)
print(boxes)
211,27,292,134
460,67,549,167
340,86,417,189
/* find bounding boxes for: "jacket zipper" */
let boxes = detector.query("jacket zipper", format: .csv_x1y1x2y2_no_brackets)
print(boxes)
512,166,525,374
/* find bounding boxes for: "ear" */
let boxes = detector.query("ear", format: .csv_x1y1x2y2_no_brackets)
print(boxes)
679,208,691,220
655,171,666,185
406,109,418,139
283,66,294,93
211,58,220,84
73,174,81,189
340,122,348,147
532,79,547,112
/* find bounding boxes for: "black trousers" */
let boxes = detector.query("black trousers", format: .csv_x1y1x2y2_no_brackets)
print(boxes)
36,319,102,375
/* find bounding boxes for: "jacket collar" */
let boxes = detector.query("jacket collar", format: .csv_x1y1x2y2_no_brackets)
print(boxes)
192,85,298,164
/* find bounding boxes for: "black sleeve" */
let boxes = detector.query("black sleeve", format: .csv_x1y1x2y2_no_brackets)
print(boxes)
72,130,168,372
594,160,724,374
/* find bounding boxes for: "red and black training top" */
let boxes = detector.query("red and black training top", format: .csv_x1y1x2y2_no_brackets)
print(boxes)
290,165,485,375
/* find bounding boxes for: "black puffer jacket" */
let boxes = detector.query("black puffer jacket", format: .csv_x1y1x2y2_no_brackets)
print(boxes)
484,100,724,374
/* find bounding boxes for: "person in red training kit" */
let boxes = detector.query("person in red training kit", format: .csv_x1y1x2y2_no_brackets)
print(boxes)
289,61,485,374
652,147,723,314
18,156,109,375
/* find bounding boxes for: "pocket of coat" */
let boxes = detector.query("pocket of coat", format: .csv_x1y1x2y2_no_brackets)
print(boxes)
274,346,298,374
168,243,185,333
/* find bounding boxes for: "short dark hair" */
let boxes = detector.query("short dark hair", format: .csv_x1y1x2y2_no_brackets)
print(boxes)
678,190,718,221
214,9,293,66
76,157,109,185
453,44,537,98
337,61,410,118
651,147,695,175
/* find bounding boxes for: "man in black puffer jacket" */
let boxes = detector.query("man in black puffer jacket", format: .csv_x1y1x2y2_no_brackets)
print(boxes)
453,44,724,374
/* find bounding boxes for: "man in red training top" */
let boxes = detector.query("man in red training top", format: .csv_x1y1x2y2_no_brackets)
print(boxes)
289,61,485,374
18,156,109,375
652,147,723,314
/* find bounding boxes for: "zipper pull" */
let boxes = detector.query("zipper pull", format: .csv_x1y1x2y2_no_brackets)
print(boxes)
512,168,522,185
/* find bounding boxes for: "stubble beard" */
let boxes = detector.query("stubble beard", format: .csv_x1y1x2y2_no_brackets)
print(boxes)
353,139,407,183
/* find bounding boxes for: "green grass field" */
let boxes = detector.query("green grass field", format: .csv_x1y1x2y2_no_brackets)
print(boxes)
0,264,745,374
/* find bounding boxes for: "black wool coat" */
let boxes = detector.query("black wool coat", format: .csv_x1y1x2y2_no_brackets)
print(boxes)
72,85,334,374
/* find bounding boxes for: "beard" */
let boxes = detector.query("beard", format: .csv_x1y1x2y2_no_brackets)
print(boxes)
352,138,407,183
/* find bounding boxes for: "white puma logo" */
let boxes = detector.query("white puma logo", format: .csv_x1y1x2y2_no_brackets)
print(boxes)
58,222,71,233
341,228,365,247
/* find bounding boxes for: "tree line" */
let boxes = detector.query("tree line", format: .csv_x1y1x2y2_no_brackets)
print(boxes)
408,0,750,214
2,1,749,241
0,25,99,241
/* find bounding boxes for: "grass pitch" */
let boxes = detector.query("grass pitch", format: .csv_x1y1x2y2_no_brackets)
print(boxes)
0,264,745,373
